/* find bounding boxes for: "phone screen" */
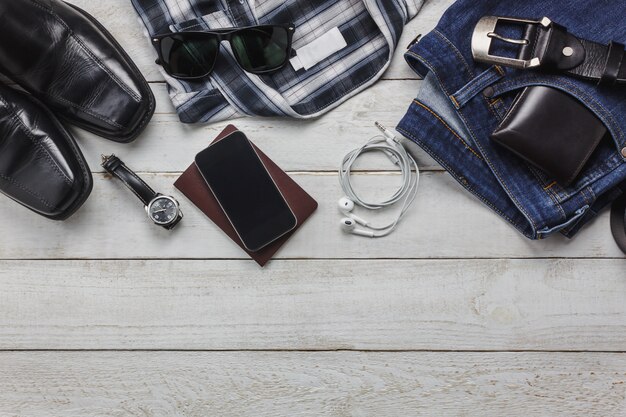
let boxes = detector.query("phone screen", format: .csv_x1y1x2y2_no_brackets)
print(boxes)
195,131,297,252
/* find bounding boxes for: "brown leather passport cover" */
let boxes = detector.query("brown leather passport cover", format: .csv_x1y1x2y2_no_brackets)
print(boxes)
174,125,318,266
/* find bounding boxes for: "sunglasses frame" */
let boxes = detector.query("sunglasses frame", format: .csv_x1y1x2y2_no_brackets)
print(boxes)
152,23,296,80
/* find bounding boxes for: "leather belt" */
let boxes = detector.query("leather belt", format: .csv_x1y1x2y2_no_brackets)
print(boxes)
472,16,626,86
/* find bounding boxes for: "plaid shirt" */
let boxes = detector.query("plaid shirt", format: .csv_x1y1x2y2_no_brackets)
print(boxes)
131,0,425,123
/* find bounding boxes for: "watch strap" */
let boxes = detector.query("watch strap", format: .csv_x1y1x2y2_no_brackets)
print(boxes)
101,155,157,206
517,21,626,85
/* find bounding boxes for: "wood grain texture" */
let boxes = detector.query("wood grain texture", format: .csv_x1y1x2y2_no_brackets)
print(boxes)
0,173,623,259
1,0,624,413
75,82,441,173
0,351,625,417
1,259,625,350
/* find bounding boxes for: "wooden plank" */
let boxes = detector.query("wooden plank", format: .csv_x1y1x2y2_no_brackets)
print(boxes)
0,351,624,416
2,259,626,350
0,173,622,259
76,82,442,173
67,0,454,82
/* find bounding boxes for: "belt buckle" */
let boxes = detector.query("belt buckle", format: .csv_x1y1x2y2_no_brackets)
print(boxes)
471,16,552,69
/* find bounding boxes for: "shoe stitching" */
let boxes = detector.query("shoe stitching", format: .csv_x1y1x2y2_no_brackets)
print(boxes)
30,0,141,102
0,173,55,209
42,92,123,129
28,0,141,125
0,95,74,186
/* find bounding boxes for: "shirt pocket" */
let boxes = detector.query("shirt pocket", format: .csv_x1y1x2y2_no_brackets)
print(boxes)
489,74,625,205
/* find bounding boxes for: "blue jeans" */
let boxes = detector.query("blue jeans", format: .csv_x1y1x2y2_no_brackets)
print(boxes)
397,0,626,239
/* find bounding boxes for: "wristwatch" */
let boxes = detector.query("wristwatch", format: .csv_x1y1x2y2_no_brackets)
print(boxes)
101,154,183,230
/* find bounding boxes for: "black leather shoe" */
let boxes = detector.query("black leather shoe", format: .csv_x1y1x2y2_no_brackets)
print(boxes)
0,0,155,143
0,84,92,220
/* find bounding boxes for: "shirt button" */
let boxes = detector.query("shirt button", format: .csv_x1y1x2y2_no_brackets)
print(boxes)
621,147,626,158
483,86,495,98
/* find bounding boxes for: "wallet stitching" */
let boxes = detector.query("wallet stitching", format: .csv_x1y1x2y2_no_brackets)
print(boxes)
495,87,530,129
566,134,605,185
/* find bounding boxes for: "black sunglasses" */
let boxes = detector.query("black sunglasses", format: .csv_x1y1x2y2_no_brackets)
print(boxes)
152,24,295,80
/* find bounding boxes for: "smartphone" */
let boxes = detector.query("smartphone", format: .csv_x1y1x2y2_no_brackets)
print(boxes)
195,131,297,252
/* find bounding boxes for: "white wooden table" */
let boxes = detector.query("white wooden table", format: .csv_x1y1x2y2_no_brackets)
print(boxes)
1,1,625,415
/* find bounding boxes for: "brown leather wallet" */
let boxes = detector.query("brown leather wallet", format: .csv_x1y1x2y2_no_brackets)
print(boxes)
491,86,607,186
174,125,318,266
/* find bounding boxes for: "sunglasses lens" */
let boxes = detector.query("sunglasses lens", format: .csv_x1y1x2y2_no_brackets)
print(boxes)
231,26,290,73
159,33,219,78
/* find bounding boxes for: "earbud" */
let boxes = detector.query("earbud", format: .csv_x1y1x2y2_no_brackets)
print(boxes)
338,197,369,226
337,122,420,239
340,218,375,238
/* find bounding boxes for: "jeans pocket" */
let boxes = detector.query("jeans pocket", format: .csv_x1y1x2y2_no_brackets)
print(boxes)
489,75,624,204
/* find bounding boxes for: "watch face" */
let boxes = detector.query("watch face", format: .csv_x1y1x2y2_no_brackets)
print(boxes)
148,196,179,225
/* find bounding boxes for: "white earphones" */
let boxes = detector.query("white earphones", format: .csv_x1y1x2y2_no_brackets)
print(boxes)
338,196,369,226
338,122,420,238
340,217,375,237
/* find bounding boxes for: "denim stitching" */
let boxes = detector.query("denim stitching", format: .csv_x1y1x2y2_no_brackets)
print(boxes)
497,87,530,127
483,94,502,121
579,187,591,207
527,163,567,220
406,47,539,232
453,67,504,108
454,99,540,233
586,186,596,201
413,100,483,160
405,51,452,96
432,30,474,79
397,126,526,234
488,98,506,120
494,77,625,200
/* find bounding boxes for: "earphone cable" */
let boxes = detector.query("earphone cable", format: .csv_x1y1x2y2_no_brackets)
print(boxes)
339,125,420,235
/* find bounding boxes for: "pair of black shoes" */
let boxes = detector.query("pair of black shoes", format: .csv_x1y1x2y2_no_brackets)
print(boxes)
0,0,155,220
